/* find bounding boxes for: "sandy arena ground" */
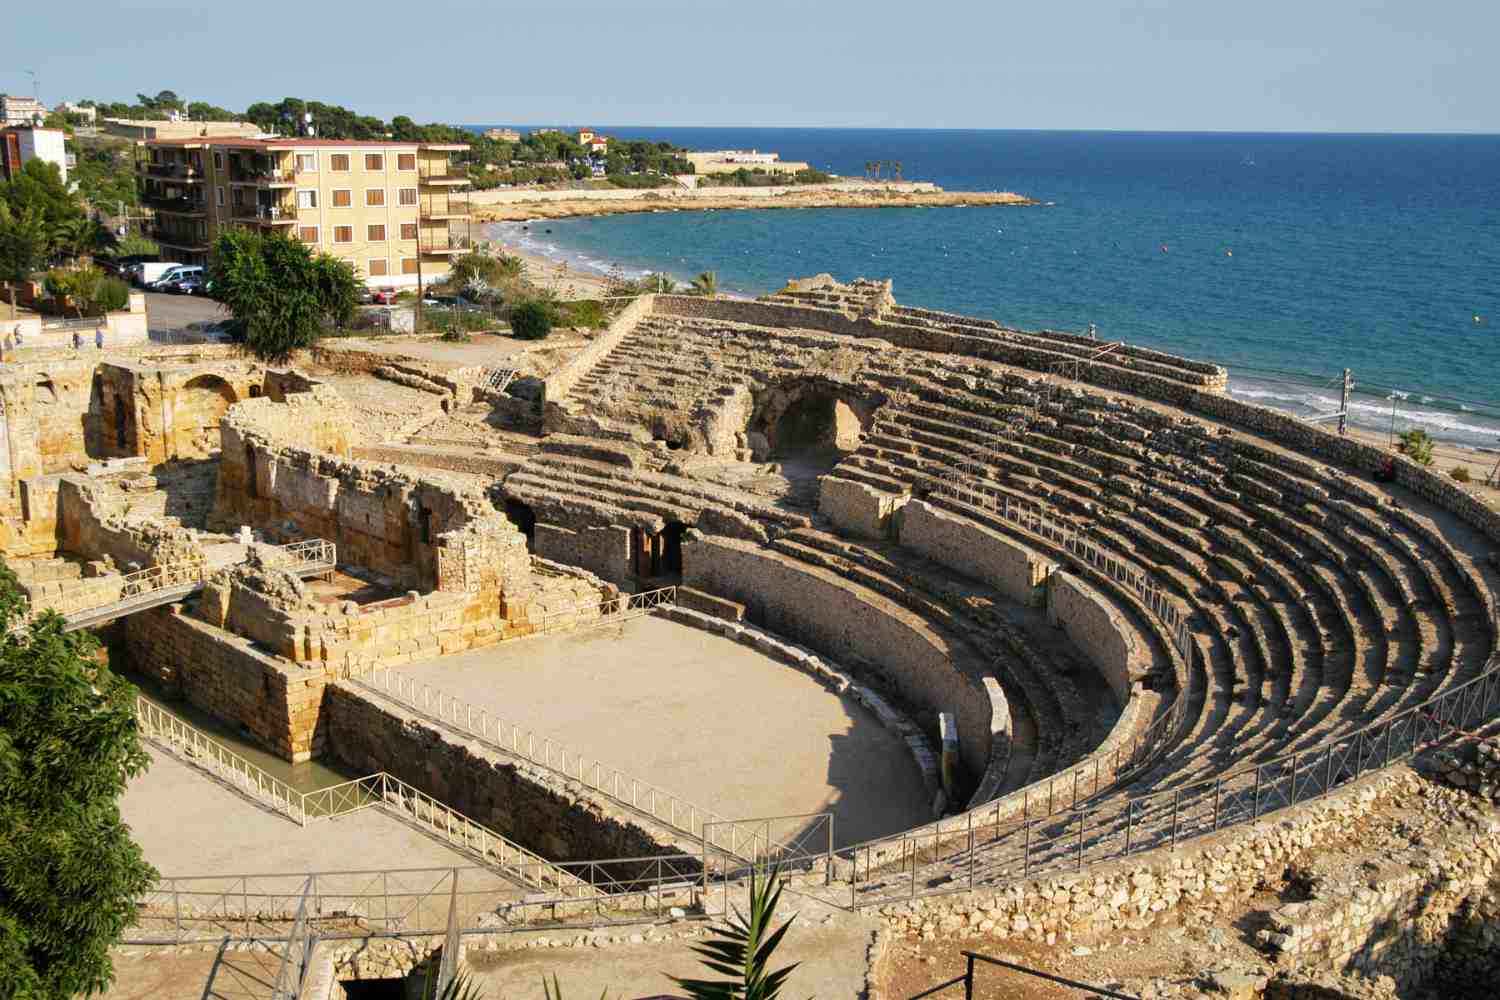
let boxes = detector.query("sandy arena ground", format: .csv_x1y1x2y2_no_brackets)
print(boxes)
397,615,933,846
121,747,478,878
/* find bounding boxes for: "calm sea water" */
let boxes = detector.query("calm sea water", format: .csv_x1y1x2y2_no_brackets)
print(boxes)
474,128,1500,447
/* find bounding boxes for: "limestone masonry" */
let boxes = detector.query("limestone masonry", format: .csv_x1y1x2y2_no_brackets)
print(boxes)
7,277,1497,997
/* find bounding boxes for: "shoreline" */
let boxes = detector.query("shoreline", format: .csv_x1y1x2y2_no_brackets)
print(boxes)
471,185,1036,223
478,226,1500,470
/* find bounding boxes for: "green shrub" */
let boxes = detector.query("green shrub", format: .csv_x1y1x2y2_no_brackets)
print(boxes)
559,299,607,329
1450,465,1472,483
96,276,130,313
510,300,555,340
1397,429,1435,467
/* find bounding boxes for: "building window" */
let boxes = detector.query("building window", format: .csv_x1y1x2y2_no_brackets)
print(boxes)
401,257,419,275
296,153,317,172
367,224,386,241
296,189,318,209
397,152,416,171
332,189,352,208
399,222,418,240
397,187,417,206
215,187,225,206
298,225,319,243
333,225,353,243
368,258,388,277
232,187,244,207
364,153,384,171
213,152,223,170
366,188,385,207
330,153,350,171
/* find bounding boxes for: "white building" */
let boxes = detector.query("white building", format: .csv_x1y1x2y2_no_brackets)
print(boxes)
57,101,96,123
0,94,48,127
1,126,68,183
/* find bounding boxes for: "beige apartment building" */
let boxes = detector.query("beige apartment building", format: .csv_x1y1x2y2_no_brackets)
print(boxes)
136,137,472,286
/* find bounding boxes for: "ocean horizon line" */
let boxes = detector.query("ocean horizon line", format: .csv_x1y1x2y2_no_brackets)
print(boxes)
457,124,1500,138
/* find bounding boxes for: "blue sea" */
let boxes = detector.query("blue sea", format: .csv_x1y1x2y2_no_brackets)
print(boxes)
473,128,1500,448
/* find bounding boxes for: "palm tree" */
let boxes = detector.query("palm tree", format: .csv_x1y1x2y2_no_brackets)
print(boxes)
893,160,903,181
640,272,677,294
54,215,115,262
689,271,719,298
0,201,51,283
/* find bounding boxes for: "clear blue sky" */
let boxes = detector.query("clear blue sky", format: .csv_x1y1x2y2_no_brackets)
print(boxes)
9,0,1496,132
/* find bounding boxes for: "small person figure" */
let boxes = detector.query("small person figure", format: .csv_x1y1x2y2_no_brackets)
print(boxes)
95,321,106,351
72,330,82,350
12,323,22,350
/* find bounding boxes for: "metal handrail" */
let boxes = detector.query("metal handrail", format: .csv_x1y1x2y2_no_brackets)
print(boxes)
913,950,1139,999
270,876,314,1000
136,696,309,825
840,653,1500,905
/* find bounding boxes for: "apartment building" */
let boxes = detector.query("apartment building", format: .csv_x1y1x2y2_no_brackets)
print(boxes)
0,94,47,127
2,126,68,183
135,137,472,286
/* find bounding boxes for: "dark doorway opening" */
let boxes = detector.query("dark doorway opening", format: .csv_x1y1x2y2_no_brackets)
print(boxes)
505,499,536,547
340,979,407,999
662,521,688,574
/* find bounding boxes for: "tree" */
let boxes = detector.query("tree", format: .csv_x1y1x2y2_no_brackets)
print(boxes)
1397,429,1435,467
510,299,555,340
0,159,85,252
0,556,159,999
0,200,50,284
208,228,361,360
638,273,678,294
671,865,800,1000
54,216,116,262
689,271,719,298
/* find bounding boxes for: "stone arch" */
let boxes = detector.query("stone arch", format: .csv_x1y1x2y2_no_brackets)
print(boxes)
174,374,239,458
745,377,880,462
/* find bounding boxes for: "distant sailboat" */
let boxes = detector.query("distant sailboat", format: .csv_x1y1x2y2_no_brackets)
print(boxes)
1242,153,1257,167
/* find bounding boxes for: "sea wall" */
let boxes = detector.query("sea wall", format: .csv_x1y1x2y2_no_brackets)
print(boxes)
680,530,992,776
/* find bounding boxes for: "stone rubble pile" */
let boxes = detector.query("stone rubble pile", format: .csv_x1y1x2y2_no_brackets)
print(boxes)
1427,737,1500,801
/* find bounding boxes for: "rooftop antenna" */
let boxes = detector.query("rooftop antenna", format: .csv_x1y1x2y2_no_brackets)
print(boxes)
303,112,315,138
26,69,38,102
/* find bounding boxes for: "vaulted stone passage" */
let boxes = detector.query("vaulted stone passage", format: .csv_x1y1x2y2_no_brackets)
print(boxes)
747,378,877,462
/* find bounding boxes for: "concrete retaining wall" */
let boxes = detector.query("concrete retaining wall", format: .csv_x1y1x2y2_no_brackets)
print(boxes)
1047,571,1142,703
898,500,1053,606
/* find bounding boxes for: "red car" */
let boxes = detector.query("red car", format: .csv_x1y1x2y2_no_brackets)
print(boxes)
369,287,398,305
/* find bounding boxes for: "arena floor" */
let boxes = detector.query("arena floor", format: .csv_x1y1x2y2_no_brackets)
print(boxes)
401,615,934,847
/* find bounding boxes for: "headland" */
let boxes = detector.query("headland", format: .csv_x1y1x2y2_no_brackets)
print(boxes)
471,180,1035,222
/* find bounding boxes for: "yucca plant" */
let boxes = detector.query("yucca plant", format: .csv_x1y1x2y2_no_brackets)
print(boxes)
420,964,486,1000
671,864,801,1000
541,973,609,999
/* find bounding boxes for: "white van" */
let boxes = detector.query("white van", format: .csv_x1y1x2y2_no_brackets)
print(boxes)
149,265,204,290
134,262,181,287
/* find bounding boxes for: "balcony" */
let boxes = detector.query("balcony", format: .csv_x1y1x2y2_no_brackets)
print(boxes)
149,228,210,252
231,203,297,225
417,163,470,186
139,161,204,182
419,195,472,221
229,167,296,186
142,193,207,216
417,236,469,256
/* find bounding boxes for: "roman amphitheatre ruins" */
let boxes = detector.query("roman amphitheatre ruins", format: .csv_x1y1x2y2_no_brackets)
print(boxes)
5,276,1499,999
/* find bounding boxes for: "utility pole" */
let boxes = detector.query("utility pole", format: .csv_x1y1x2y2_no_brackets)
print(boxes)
1338,368,1353,436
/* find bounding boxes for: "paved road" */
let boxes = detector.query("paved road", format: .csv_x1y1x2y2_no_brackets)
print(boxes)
143,291,225,334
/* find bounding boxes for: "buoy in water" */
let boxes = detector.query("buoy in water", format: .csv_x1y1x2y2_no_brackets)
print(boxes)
1226,250,1233,257
1161,245,1169,253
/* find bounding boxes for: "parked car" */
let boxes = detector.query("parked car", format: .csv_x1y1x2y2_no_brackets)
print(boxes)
423,293,483,312
149,265,204,290
167,274,208,296
369,288,398,306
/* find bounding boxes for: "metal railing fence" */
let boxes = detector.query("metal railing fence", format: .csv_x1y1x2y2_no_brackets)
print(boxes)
136,696,308,824
912,950,1139,1000
270,877,314,1000
359,656,740,855
131,854,732,945
838,654,1500,907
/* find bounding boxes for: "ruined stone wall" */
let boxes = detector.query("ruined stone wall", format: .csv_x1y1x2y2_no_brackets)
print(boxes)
681,531,993,775
1046,571,1142,703
898,500,1053,606
533,522,635,589
819,475,907,540
57,475,204,569
324,683,674,862
542,293,656,407
124,603,330,761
